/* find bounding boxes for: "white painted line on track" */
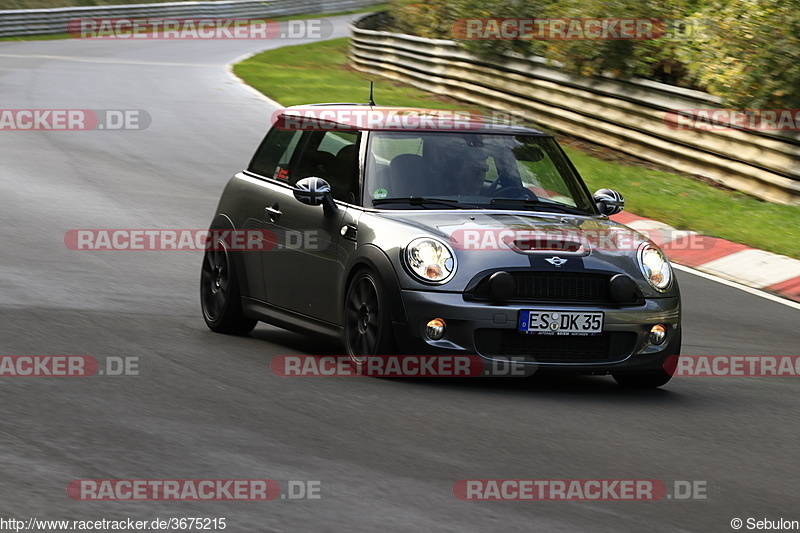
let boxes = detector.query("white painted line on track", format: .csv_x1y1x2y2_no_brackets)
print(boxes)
674,263,800,311
699,249,800,288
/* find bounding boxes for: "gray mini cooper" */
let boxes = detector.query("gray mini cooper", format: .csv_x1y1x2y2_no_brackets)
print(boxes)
201,104,681,387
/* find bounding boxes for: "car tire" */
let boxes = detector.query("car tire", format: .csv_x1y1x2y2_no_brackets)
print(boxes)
344,269,396,369
612,369,673,388
200,246,257,335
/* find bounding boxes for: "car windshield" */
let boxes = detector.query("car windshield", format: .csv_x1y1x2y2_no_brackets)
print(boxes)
364,131,596,214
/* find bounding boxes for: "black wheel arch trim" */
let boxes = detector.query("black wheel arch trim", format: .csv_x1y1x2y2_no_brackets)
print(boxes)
342,244,408,327
207,214,251,299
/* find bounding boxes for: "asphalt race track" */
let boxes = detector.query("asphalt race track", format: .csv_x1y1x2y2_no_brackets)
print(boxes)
1,14,799,532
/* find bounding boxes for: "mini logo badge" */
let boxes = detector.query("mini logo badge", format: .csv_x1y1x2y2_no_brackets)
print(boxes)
545,256,568,267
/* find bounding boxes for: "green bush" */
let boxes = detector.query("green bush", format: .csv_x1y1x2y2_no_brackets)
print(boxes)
387,0,800,108
675,0,800,108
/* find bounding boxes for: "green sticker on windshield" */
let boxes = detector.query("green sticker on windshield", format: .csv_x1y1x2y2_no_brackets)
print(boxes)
373,188,388,199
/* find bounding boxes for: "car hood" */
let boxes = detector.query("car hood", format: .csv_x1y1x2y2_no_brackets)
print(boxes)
378,210,649,253
371,210,667,294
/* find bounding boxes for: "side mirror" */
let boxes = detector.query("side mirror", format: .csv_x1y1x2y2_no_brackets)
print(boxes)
593,188,625,216
293,177,338,217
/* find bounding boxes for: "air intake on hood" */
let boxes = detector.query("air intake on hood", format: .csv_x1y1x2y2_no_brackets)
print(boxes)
510,236,583,253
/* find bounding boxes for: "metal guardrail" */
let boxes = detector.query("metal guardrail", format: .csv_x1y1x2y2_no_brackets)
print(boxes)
350,13,800,205
0,0,377,37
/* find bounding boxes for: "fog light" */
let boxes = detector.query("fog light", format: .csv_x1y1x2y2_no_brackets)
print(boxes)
649,324,667,345
425,318,446,341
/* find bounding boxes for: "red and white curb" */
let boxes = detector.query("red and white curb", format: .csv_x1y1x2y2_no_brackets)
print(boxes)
611,212,800,303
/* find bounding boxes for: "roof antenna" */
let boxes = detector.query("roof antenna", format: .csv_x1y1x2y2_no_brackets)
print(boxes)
368,81,376,106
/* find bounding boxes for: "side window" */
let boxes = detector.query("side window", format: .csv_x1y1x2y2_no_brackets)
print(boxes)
248,128,303,181
294,130,359,204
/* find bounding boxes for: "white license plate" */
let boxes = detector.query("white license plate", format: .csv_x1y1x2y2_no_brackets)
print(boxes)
518,310,604,335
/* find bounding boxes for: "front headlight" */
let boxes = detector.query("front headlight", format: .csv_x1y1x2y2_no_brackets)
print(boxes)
638,244,672,291
403,237,456,283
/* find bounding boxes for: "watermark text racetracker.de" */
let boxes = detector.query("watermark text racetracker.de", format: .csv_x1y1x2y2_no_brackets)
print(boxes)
67,479,322,501
64,229,329,251
0,109,150,131
452,18,707,40
666,356,800,377
64,229,323,251
272,107,483,131
67,18,333,40
450,228,720,253
271,355,535,377
0,356,139,377
665,109,800,131
272,107,539,130
454,479,708,501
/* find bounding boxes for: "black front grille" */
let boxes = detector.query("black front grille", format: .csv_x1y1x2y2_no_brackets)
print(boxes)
474,329,637,363
469,272,612,303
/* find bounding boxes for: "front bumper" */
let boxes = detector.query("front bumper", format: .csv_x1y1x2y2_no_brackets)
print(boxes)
393,290,681,375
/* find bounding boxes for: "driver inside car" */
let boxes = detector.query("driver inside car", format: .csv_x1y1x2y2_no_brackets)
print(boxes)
443,146,489,196
450,147,490,196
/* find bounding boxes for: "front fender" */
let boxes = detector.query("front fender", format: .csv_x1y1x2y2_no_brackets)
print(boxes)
342,244,408,327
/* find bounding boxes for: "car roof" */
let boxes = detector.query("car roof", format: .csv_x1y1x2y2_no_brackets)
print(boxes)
277,103,550,135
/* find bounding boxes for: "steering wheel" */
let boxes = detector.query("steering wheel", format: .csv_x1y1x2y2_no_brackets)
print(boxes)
491,185,539,200
485,173,509,196
485,172,538,199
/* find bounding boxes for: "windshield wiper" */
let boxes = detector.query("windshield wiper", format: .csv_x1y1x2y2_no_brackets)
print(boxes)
489,198,588,215
372,197,477,209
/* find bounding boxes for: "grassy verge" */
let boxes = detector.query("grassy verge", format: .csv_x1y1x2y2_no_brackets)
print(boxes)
563,148,799,257
233,38,467,109
0,33,73,42
234,37,800,259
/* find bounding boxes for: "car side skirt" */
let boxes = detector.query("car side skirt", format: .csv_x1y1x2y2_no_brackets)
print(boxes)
242,297,343,344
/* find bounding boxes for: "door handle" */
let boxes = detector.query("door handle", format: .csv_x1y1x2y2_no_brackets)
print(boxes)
264,203,282,221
